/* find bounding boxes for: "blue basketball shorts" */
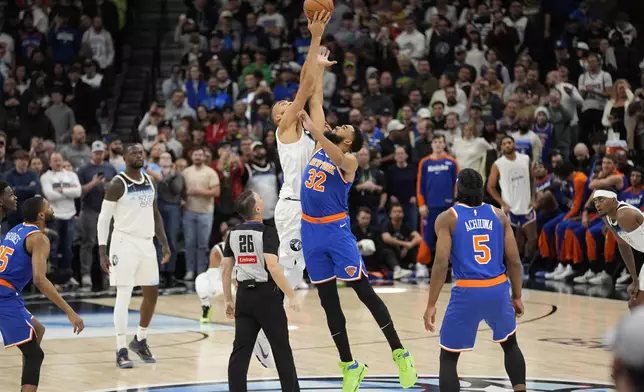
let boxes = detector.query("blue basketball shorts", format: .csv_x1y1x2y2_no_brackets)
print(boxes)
509,209,536,228
0,291,36,348
301,215,366,284
440,281,517,351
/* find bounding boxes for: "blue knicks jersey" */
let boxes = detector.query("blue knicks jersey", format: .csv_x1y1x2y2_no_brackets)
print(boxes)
0,224,41,293
450,203,506,280
301,148,352,218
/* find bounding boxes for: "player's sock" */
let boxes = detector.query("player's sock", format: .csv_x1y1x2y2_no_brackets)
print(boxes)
500,334,526,389
136,326,148,341
439,348,460,392
316,280,353,362
349,277,403,351
114,286,133,350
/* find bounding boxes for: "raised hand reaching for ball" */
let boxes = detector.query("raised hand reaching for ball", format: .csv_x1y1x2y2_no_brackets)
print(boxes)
307,11,332,38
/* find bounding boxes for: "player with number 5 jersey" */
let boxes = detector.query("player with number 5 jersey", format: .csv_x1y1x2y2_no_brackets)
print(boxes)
0,194,84,392
423,169,526,392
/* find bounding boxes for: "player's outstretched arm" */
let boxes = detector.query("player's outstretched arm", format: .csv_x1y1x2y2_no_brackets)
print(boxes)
297,110,357,174
279,11,331,130
424,210,453,332
29,232,84,334
309,46,333,141
97,177,125,274
153,197,170,264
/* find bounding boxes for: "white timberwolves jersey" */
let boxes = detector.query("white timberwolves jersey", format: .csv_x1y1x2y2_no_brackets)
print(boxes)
276,126,315,199
113,172,156,238
608,202,644,253
495,153,532,215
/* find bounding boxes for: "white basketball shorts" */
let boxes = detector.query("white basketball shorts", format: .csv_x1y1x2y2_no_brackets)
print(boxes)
274,198,306,287
109,230,159,287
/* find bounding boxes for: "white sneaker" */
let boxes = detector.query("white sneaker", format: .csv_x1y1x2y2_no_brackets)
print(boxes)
253,329,276,368
415,263,429,279
183,271,195,281
545,264,565,280
573,269,597,284
616,269,631,285
588,270,613,285
80,275,92,291
393,267,413,280
554,264,574,281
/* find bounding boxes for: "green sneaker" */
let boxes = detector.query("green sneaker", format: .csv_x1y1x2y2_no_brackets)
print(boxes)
200,305,213,324
393,348,417,388
339,360,368,392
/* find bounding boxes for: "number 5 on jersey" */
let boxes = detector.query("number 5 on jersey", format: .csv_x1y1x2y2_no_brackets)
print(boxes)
305,168,327,192
0,245,15,273
473,234,491,264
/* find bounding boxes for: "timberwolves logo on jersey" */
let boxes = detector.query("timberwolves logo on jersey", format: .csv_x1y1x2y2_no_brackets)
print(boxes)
103,376,615,391
290,239,302,252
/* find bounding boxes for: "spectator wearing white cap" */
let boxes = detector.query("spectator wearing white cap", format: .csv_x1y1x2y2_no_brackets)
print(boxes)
76,140,118,290
608,307,644,391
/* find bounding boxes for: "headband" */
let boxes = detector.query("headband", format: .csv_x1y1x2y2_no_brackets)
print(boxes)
593,190,617,200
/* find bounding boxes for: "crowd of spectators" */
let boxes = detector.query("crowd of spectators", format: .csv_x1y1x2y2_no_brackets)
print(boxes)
2,0,644,291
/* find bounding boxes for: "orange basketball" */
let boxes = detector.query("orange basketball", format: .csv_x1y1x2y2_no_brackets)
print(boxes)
303,0,334,21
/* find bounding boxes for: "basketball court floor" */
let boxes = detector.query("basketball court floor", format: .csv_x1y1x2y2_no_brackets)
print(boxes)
0,281,624,391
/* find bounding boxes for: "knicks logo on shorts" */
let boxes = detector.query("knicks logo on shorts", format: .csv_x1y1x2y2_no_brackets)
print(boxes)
290,239,302,252
345,266,357,277
112,255,119,266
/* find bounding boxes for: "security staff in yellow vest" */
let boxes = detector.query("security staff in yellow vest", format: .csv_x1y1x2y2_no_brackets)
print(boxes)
222,190,301,392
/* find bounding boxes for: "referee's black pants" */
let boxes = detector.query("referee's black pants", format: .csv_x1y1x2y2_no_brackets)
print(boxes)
228,282,299,392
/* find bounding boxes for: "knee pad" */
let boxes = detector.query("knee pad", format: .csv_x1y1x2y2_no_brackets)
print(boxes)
19,340,44,386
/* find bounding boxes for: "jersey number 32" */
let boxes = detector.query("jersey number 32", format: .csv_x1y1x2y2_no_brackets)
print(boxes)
305,169,327,192
473,235,491,265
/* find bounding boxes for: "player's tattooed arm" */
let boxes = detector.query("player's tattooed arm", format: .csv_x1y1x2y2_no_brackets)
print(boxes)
424,210,454,332
153,197,171,264
427,210,454,306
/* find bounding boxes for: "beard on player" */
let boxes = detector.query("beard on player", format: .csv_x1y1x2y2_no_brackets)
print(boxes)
129,158,144,169
324,130,345,145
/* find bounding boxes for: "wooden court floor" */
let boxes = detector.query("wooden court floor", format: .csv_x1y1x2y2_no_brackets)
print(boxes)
0,283,624,391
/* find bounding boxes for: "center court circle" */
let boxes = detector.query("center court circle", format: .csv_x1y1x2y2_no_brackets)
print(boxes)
99,376,615,391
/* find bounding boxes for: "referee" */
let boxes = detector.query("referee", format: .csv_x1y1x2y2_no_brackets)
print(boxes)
222,190,300,392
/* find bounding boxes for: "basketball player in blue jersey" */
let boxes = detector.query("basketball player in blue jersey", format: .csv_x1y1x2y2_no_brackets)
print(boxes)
98,144,171,368
297,100,417,390
423,169,527,392
0,195,85,392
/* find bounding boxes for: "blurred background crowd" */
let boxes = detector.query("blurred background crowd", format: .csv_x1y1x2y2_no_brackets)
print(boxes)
1,0,643,294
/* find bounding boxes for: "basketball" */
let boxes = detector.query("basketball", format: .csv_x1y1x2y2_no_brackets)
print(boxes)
303,0,334,21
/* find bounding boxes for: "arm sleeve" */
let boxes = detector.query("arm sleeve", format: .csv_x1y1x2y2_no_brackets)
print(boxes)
223,233,234,258
416,159,426,206
97,200,117,246
263,227,280,256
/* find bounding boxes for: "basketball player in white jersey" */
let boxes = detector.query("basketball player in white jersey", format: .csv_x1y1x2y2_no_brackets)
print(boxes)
97,144,171,369
593,189,643,308
487,135,538,264
197,221,236,324
247,11,330,368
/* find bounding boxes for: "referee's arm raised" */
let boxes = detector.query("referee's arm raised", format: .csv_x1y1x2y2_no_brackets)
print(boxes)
263,227,300,311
